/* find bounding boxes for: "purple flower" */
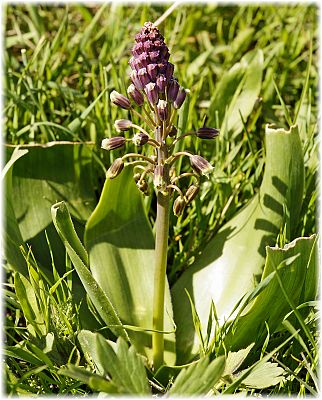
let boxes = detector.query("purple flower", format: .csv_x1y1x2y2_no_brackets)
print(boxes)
196,127,220,139
127,84,144,106
102,137,126,151
190,155,214,177
110,90,131,110
145,82,158,105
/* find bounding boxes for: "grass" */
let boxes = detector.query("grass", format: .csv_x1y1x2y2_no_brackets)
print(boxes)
4,3,318,396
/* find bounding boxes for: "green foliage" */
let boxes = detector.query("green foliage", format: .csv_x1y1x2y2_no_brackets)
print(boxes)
172,125,306,362
168,356,225,395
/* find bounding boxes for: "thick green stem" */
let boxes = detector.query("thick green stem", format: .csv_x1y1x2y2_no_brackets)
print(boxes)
152,190,170,370
152,133,170,370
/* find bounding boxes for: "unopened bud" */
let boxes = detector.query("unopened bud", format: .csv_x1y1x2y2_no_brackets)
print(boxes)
127,84,144,106
165,63,174,80
110,90,131,110
174,88,187,109
190,155,214,177
153,165,166,190
106,158,124,179
132,133,149,146
173,196,185,217
157,99,168,121
156,75,167,93
101,136,126,151
147,64,158,81
185,185,199,203
167,79,179,102
196,127,220,139
114,119,132,132
138,68,150,86
145,82,158,105
130,70,144,90
168,125,177,137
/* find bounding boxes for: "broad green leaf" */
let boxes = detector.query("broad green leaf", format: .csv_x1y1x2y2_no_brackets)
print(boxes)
223,330,297,394
227,235,317,350
172,125,305,363
169,355,225,395
51,201,128,341
209,49,263,139
238,362,284,389
223,343,254,376
85,167,176,364
96,335,150,395
3,147,28,273
6,142,96,274
78,330,105,375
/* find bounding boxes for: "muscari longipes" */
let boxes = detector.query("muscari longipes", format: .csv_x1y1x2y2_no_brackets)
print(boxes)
101,22,219,370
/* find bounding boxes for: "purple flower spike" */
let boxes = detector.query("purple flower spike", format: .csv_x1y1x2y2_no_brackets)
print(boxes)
145,82,158,105
127,84,144,106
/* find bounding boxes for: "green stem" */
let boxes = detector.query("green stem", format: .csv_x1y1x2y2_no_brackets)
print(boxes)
152,129,170,370
152,190,170,370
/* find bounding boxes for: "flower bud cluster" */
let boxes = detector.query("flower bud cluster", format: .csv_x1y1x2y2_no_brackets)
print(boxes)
102,22,219,217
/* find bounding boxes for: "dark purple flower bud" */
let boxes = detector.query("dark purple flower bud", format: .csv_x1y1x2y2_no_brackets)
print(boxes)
130,70,144,90
167,79,179,102
114,119,132,132
161,49,170,61
196,127,220,139
110,90,131,110
158,63,167,74
165,63,174,80
138,68,150,86
157,99,168,121
156,75,167,92
132,133,149,146
147,64,158,81
168,125,177,137
173,196,186,217
174,88,187,109
185,185,199,204
190,155,214,177
106,158,124,179
101,136,126,151
127,84,144,106
145,82,158,105
154,165,166,190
